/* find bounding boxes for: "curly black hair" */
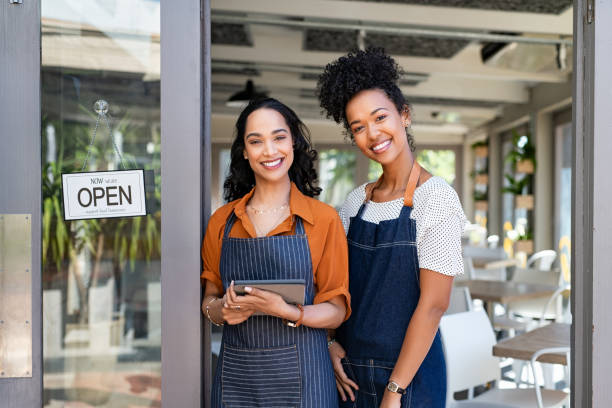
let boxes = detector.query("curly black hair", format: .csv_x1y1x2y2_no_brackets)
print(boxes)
317,48,415,151
223,98,322,202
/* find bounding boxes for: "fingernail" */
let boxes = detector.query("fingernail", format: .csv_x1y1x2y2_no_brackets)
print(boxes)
244,286,252,293
231,280,234,286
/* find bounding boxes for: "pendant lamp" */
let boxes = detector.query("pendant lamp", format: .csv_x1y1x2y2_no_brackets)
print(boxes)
226,80,267,108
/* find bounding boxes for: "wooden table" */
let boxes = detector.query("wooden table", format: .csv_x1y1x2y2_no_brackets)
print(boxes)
493,323,570,365
457,280,558,321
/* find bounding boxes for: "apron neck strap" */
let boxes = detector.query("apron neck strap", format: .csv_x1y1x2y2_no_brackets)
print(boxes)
403,161,421,207
363,161,422,207
294,216,305,235
223,212,305,238
223,212,238,239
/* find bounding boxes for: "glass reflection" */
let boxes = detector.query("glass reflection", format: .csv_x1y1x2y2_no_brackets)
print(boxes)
318,149,356,209
41,1,161,407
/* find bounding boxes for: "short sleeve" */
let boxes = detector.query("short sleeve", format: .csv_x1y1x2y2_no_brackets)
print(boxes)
412,178,467,276
338,183,367,234
201,213,225,294
312,211,352,321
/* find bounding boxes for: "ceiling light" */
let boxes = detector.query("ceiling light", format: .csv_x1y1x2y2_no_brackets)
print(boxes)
226,80,268,108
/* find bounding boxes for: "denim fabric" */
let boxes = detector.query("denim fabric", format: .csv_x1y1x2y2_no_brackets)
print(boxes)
211,214,338,408
336,203,446,408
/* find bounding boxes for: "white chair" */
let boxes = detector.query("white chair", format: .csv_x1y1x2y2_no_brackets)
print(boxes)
440,310,569,408
507,268,563,321
450,401,517,408
527,250,557,271
446,286,473,315
463,246,509,281
511,285,571,388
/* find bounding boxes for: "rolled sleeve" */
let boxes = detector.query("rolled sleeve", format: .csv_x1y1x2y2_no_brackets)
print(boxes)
312,213,351,321
201,213,225,294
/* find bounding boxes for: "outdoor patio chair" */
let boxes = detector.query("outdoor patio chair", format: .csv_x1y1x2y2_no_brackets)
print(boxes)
446,286,474,315
440,310,569,408
450,401,517,408
506,268,564,321
526,250,557,271
463,246,509,281
513,285,572,388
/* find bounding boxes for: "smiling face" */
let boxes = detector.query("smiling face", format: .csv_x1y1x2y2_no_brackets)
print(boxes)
345,88,411,166
243,107,294,186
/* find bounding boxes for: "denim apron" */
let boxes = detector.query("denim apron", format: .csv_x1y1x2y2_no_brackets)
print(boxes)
211,213,338,408
336,162,446,408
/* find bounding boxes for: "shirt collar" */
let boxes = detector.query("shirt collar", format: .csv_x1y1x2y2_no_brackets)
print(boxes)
233,182,314,225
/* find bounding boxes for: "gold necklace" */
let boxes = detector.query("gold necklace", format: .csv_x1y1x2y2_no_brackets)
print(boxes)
246,202,289,215
250,208,290,237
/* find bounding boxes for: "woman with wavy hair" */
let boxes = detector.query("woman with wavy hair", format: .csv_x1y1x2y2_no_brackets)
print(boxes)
317,49,466,408
201,98,351,407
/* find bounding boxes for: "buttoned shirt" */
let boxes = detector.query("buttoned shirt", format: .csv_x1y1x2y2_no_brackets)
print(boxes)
201,183,351,319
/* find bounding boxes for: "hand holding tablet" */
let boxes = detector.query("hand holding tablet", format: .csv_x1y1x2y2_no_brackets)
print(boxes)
233,279,306,315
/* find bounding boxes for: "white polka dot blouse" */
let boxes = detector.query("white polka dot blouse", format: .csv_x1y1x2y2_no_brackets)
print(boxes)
338,176,467,277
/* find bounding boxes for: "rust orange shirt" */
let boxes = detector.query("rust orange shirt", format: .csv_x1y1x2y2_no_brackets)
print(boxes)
201,183,351,320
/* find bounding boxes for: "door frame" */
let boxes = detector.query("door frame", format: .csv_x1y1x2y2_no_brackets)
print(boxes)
571,1,612,407
160,0,211,407
0,1,42,406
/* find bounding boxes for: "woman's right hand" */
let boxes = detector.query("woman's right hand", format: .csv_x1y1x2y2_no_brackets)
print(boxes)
329,340,359,402
222,284,256,325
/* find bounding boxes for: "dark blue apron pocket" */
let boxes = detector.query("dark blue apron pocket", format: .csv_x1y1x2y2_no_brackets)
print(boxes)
221,344,302,408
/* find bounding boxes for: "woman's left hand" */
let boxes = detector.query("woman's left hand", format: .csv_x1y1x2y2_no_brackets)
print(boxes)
228,281,293,319
379,391,402,408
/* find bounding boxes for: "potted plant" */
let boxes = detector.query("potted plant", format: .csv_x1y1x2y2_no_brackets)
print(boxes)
472,140,489,158
505,131,536,174
473,190,488,211
514,230,534,254
474,168,489,185
502,174,534,210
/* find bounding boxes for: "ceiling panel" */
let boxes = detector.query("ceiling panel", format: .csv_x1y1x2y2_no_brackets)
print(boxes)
211,22,252,46
337,0,573,15
304,29,468,58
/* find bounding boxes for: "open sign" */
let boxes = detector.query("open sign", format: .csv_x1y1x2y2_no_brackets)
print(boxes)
62,170,147,220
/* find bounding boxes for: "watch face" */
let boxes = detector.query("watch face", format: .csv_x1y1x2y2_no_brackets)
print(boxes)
387,382,398,392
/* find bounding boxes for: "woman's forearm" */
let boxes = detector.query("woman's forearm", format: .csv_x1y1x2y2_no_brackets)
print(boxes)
277,295,345,329
389,302,446,388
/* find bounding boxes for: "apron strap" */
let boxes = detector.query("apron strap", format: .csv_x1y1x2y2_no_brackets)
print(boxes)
403,161,422,207
223,211,306,238
294,216,305,235
222,212,238,239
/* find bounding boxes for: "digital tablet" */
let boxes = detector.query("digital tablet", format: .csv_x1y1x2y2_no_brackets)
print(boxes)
233,279,306,308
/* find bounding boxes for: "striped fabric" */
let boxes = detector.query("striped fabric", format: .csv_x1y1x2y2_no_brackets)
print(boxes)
211,213,338,408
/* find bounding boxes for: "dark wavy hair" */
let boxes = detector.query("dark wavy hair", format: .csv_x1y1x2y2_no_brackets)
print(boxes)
223,98,322,202
317,48,415,151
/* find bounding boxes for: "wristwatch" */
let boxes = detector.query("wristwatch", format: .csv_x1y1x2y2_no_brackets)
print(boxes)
386,381,407,395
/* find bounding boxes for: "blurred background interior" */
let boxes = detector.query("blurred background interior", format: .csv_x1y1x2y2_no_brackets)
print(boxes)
40,0,573,406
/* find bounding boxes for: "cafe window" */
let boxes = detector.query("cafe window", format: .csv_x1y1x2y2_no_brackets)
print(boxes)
42,2,162,406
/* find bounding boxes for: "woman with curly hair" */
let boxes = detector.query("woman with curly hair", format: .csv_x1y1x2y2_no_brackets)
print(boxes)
201,98,351,407
318,49,466,408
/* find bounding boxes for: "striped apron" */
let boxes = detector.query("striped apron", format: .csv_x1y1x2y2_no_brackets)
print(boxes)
211,213,338,408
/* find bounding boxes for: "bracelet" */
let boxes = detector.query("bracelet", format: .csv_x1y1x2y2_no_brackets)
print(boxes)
205,297,224,327
284,304,304,328
327,338,336,348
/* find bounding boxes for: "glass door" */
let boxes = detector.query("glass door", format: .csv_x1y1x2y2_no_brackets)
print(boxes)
0,0,42,406
41,2,162,406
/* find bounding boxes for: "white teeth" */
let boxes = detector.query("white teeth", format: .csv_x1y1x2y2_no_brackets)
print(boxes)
262,158,282,167
372,140,391,152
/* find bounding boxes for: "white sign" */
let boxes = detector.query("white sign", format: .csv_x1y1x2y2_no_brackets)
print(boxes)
62,170,147,220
